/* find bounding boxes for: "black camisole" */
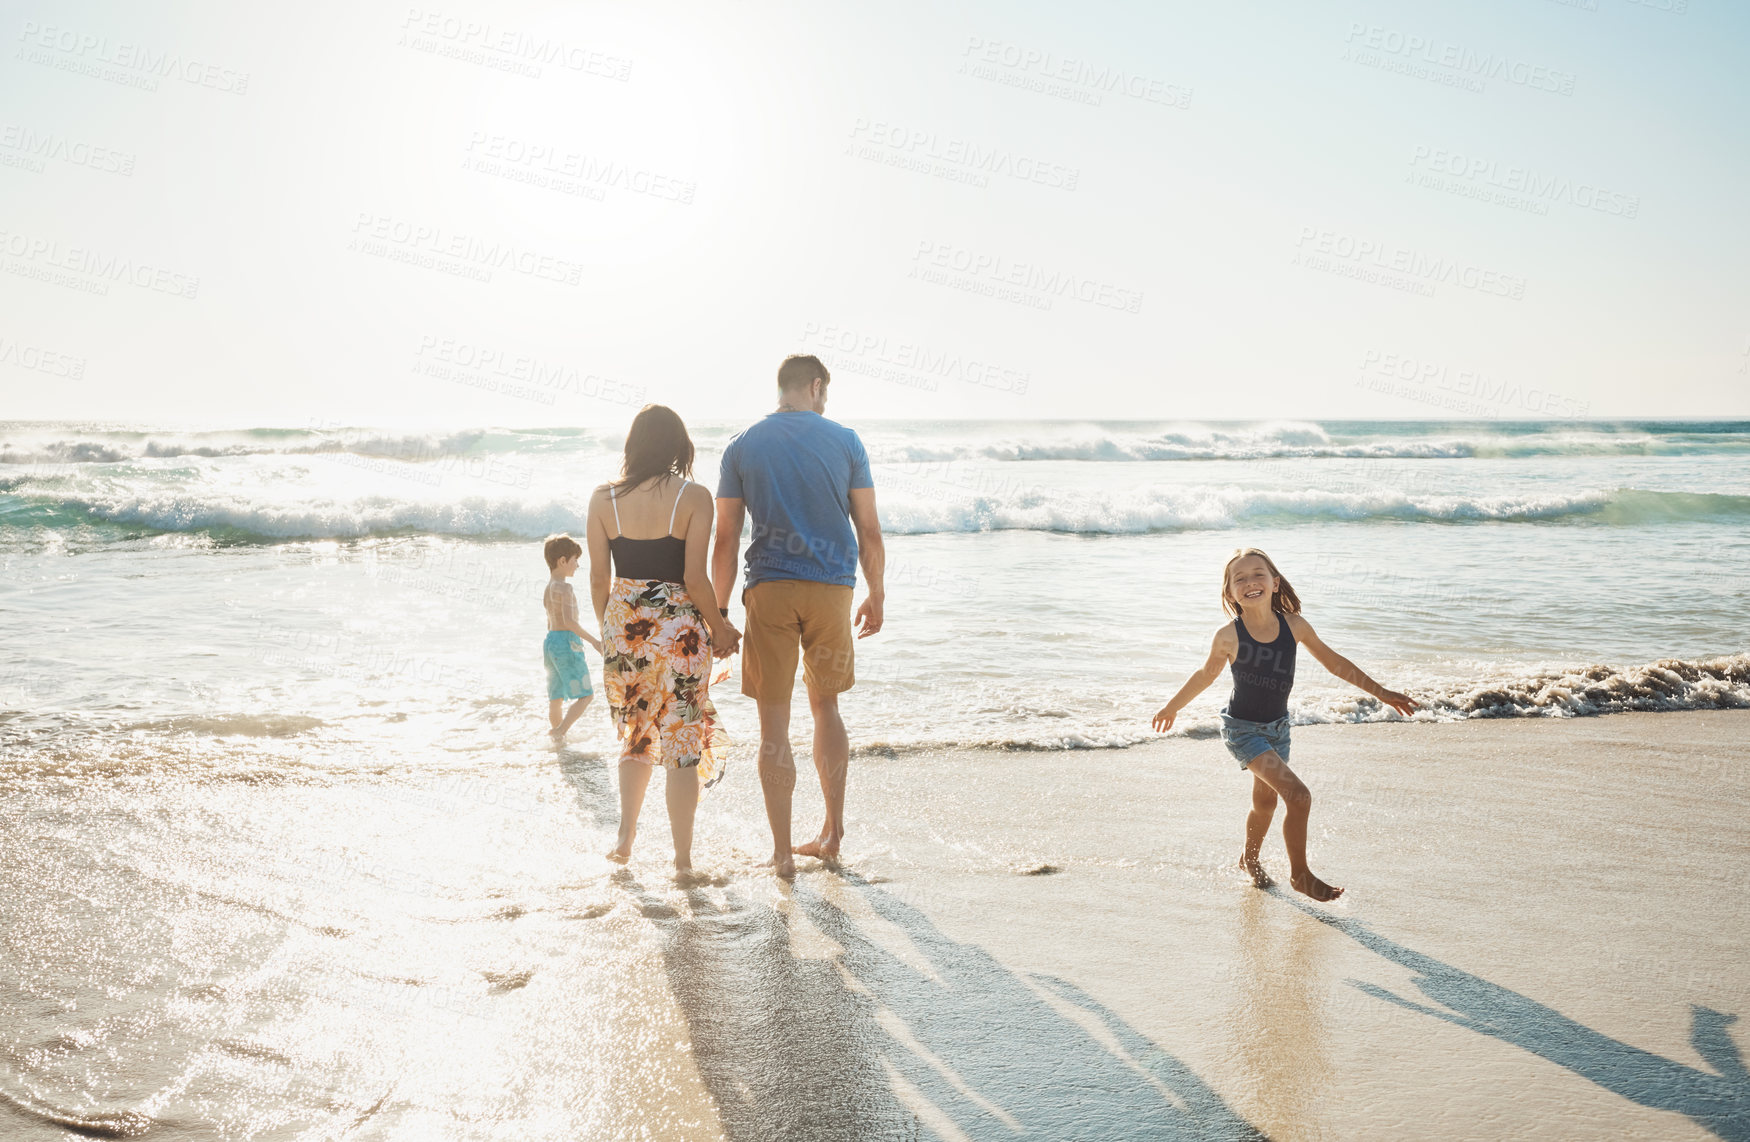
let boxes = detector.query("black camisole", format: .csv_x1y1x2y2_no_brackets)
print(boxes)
608,480,688,584
1226,612,1297,722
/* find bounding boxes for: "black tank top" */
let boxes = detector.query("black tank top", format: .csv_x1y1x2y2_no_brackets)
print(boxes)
608,481,688,584
1226,613,1296,722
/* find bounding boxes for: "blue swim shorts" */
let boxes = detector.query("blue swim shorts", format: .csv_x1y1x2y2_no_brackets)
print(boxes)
544,630,593,701
1219,710,1291,770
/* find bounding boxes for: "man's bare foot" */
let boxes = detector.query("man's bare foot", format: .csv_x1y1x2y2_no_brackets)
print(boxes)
792,833,842,863
1290,870,1343,902
1238,854,1274,889
762,854,796,879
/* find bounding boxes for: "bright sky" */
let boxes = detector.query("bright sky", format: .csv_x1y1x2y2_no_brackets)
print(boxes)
2,0,1746,426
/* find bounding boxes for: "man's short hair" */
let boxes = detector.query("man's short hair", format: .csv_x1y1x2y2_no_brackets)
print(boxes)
543,533,582,570
777,354,830,393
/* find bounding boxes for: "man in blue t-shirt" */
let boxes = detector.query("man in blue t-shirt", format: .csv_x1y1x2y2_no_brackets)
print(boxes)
714,354,885,879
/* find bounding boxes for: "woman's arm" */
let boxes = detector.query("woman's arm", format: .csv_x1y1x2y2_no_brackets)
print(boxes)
681,486,740,656
1153,628,1236,732
586,488,613,633
1287,614,1416,715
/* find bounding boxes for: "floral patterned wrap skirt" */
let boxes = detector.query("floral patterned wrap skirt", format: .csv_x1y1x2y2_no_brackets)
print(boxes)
601,577,730,787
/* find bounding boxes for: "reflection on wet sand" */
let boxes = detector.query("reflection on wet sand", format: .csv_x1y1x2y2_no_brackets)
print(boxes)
1282,896,1750,1142
1227,889,1332,1131
621,870,1264,1141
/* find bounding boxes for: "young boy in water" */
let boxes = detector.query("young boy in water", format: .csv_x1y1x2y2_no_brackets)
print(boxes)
542,534,603,743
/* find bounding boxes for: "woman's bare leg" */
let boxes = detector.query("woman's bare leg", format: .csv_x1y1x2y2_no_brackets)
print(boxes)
609,760,653,863
1241,773,1278,888
665,764,700,875
1246,750,1342,902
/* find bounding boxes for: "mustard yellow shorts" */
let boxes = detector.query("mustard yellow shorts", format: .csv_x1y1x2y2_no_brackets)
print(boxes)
741,580,855,702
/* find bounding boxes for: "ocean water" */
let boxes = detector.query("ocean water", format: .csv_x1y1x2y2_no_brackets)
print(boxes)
3,418,1748,763
4,418,1750,1139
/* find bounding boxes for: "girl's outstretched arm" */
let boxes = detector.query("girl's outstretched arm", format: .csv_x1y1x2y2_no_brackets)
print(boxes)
1286,614,1417,715
1152,627,1237,732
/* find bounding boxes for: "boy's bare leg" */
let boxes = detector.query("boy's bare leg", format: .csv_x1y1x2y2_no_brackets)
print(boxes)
666,764,700,877
1241,773,1277,888
554,695,592,739
548,699,563,730
1246,750,1342,902
609,760,652,863
756,699,796,878
793,685,847,861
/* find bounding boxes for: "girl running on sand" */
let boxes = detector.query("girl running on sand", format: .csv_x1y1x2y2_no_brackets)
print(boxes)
1151,548,1417,902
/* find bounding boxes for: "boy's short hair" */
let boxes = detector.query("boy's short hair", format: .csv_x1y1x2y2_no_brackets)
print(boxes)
543,533,582,570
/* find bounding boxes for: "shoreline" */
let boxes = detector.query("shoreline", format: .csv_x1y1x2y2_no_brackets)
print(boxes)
1,709,1744,1139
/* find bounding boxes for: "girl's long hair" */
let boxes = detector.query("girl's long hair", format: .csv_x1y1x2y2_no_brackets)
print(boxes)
611,404,694,495
1220,547,1302,616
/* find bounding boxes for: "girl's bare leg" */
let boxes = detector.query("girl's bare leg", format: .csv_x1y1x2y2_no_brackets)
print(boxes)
609,760,653,863
1246,750,1342,902
665,764,700,876
1241,774,1278,888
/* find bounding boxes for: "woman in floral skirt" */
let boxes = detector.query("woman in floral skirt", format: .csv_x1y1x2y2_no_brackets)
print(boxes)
586,405,739,878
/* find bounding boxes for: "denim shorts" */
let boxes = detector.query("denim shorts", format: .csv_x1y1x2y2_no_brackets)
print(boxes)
1219,710,1291,770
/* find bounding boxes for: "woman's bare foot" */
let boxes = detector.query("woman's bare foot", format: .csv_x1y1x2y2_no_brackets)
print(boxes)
1238,854,1274,889
606,834,633,864
762,854,796,879
792,831,842,863
1290,870,1343,902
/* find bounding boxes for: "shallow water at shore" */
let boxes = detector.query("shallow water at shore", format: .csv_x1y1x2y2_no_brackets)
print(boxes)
2,712,1746,1139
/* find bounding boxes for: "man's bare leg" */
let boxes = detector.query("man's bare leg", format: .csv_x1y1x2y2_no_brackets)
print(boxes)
1246,750,1342,901
1240,773,1277,888
756,699,796,878
665,763,700,877
793,685,847,861
608,759,652,863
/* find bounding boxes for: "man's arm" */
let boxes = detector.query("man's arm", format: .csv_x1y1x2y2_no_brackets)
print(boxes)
848,486,884,638
712,497,744,612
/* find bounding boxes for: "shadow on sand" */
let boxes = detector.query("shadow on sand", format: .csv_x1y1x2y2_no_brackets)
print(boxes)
556,754,1258,1138
638,871,1264,1141
1281,894,1749,1141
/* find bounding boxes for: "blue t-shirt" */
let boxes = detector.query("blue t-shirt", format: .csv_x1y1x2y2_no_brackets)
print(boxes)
717,412,873,588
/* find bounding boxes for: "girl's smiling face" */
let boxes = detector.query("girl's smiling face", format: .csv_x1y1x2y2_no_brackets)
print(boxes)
1226,555,1278,610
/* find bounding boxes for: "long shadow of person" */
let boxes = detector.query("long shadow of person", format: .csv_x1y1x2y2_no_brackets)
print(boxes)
625,867,1264,1141
1281,895,1749,1141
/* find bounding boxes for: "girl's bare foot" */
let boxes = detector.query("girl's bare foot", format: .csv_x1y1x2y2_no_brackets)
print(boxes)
1290,870,1343,902
1238,854,1273,889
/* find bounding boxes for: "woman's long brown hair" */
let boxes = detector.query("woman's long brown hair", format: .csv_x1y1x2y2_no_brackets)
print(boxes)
611,404,694,495
1220,547,1302,616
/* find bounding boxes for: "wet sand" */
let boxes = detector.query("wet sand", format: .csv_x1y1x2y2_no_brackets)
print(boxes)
2,710,1746,1139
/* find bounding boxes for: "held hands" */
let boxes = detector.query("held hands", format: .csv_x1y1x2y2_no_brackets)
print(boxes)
711,622,742,659
1378,689,1417,716
854,594,883,639
1151,705,1177,733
